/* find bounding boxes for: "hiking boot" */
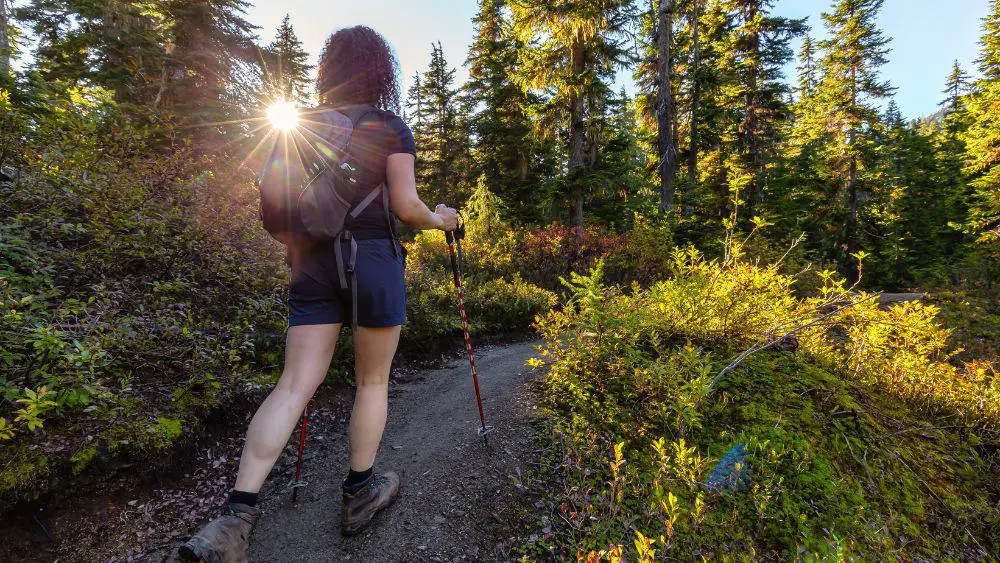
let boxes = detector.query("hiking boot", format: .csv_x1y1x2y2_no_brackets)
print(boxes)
178,503,261,563
341,471,400,536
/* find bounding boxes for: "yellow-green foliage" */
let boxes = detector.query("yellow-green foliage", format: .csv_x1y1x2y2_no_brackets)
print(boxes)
0,86,288,503
802,298,1000,425
529,250,1000,559
401,187,555,342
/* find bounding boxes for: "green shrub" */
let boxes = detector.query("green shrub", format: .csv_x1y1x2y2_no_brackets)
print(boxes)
527,245,999,559
401,210,556,345
0,85,287,503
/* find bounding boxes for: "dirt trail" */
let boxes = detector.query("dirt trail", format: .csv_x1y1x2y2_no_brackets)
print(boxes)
0,340,542,562
194,340,541,562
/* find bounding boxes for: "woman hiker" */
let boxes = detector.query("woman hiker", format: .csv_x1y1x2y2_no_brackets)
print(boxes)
179,25,458,561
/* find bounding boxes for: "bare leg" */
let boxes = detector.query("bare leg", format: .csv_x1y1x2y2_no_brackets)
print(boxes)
348,325,401,471
233,323,341,493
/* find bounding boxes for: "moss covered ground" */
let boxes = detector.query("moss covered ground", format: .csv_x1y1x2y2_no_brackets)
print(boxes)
522,256,999,560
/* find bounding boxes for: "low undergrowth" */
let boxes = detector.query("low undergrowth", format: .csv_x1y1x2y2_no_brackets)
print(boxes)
524,245,1000,559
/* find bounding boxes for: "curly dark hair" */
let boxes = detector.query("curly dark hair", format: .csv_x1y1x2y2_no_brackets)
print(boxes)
316,26,401,113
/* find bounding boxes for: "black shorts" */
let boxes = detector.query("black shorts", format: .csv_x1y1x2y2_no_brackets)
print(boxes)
288,238,406,328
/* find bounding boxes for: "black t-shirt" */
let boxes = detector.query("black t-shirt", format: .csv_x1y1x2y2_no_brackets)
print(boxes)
339,105,416,239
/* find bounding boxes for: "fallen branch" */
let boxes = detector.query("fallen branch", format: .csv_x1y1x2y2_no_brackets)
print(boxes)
711,292,882,388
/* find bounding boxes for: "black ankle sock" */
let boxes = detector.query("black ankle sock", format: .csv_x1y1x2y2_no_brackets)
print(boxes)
228,490,259,507
344,467,373,492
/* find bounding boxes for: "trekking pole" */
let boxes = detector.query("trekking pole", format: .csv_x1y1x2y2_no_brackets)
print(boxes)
291,400,312,503
445,220,492,444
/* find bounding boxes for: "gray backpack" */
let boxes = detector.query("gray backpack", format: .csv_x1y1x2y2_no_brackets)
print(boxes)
257,106,395,329
257,106,388,243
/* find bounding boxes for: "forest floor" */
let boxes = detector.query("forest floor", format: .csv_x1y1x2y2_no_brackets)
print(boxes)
0,339,543,562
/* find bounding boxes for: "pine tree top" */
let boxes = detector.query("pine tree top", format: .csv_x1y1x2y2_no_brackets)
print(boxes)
977,0,1000,79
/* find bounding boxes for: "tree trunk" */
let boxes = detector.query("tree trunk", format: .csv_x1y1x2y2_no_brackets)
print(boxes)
848,155,858,245
517,151,529,181
0,0,10,77
657,0,678,214
568,38,587,230
743,2,762,217
847,55,858,253
687,0,700,184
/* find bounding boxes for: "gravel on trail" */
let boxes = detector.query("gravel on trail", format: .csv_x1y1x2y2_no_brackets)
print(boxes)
178,339,543,562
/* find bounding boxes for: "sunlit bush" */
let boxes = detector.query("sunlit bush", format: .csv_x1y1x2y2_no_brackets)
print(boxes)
527,239,1000,559
402,184,556,344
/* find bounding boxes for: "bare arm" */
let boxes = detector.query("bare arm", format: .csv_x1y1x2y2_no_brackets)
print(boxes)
387,153,457,231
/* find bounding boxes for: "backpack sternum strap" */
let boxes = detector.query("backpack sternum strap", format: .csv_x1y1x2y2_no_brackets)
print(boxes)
349,184,386,219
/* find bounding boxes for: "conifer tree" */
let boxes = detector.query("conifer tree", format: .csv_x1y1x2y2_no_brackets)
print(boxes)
671,0,733,220
815,0,893,262
720,0,804,217
635,0,667,206
407,42,467,206
686,0,703,183
963,0,1000,250
1,0,11,76
160,0,259,135
654,0,679,213
265,15,312,104
796,34,818,97
937,61,971,213
875,103,965,285
403,72,426,186
13,0,168,102
405,72,423,126
465,0,541,220
941,60,971,119
583,88,648,224
511,0,635,228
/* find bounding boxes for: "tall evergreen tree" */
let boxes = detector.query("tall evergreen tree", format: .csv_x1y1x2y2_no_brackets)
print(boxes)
654,0,679,213
685,0,703,183
796,33,818,97
941,60,971,119
465,0,541,220
0,0,11,76
160,0,259,136
407,42,467,206
635,0,666,208
265,15,312,104
405,72,423,126
672,0,733,220
877,104,965,286
937,61,971,219
963,0,1000,251
815,0,893,262
13,0,168,102
511,0,635,228
778,26,829,226
720,0,804,217
584,88,649,224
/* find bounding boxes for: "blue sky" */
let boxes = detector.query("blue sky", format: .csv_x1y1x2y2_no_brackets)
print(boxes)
243,0,990,119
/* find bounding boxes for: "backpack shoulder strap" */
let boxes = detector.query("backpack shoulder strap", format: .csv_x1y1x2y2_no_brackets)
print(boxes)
339,105,380,129
339,107,399,252
349,183,386,218
339,105,389,218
